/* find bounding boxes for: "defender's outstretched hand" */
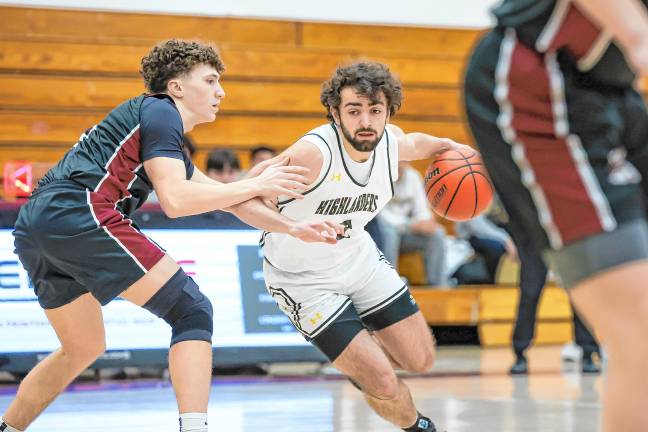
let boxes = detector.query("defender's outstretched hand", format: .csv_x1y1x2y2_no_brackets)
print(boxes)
248,156,311,200
244,154,285,179
288,220,344,244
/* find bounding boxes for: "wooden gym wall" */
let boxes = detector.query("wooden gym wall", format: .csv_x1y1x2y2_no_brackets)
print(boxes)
0,6,480,185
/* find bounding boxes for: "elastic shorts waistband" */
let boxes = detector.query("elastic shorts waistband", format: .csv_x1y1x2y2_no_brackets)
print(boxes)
30,180,87,197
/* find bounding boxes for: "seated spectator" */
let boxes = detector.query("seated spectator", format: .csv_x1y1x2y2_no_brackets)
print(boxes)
206,149,241,183
378,161,448,286
182,134,197,160
454,202,516,284
249,145,277,168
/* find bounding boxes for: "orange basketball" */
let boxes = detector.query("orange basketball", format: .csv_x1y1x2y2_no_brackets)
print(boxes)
424,148,494,221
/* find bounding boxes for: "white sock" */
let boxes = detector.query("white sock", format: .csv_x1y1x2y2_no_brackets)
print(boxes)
0,418,24,432
179,412,208,432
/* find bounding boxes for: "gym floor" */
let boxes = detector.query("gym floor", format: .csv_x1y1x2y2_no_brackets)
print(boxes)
0,346,602,431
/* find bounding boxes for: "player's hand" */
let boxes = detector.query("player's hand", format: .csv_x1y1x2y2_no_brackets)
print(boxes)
436,138,473,156
252,157,311,200
244,154,284,179
448,139,474,155
627,33,648,76
288,220,344,244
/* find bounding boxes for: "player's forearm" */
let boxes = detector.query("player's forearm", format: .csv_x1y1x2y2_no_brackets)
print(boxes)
574,0,648,50
228,198,293,234
159,178,261,218
406,133,454,160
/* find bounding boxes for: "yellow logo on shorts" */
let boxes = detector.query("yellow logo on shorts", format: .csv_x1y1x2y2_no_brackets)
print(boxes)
309,312,323,326
330,173,342,182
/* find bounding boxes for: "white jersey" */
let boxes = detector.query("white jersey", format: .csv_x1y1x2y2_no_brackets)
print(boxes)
262,123,398,273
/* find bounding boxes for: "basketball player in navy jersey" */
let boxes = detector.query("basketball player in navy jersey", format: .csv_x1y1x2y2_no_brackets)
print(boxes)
262,62,470,432
0,39,342,432
464,0,648,430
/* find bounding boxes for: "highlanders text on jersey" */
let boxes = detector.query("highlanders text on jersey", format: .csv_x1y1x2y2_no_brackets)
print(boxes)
262,123,398,273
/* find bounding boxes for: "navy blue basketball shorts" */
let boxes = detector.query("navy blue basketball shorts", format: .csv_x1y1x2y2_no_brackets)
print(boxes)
464,28,648,288
13,181,166,309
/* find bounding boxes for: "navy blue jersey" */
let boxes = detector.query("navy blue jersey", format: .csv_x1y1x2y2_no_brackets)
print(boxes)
493,0,648,87
39,94,194,216
492,0,555,30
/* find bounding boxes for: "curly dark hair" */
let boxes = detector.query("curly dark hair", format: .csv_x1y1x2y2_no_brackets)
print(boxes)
140,39,225,93
320,61,403,122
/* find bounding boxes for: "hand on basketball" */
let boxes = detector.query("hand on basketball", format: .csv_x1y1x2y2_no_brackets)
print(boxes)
288,220,344,244
425,146,493,220
437,138,473,156
252,157,311,200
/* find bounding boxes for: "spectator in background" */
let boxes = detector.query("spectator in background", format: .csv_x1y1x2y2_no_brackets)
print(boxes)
249,145,277,168
378,161,448,286
182,134,197,160
509,236,601,375
206,149,241,183
454,203,516,284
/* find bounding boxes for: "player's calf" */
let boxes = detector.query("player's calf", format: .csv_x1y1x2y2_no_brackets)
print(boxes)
142,269,213,432
0,420,23,432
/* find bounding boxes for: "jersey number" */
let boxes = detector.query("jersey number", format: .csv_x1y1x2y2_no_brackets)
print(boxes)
337,219,352,240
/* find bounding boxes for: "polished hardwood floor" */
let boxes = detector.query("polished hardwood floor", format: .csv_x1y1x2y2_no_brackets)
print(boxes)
0,346,603,431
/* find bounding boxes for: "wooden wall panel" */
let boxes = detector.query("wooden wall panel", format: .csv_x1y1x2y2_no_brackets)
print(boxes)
0,76,145,110
0,6,297,46
0,40,148,74
0,112,102,145
301,22,480,58
223,47,467,86
0,5,479,199
0,147,62,168
0,112,468,147
0,75,463,118
0,41,466,87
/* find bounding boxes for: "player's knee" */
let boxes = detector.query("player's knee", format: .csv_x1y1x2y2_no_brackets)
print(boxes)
143,269,213,346
402,349,435,373
364,371,400,400
62,338,106,366
166,288,213,346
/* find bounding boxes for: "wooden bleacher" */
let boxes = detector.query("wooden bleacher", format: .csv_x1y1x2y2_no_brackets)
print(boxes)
0,5,477,174
411,285,575,347
403,251,575,347
0,6,579,348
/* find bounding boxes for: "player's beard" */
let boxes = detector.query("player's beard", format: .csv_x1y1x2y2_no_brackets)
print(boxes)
339,120,385,152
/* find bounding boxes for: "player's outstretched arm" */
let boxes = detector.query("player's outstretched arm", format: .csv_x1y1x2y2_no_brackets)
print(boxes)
573,0,648,75
231,139,343,243
184,165,342,243
144,155,309,218
388,124,471,162
229,198,342,244
222,145,343,243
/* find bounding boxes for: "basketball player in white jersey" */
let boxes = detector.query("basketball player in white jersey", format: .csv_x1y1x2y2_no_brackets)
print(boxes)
262,62,470,432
